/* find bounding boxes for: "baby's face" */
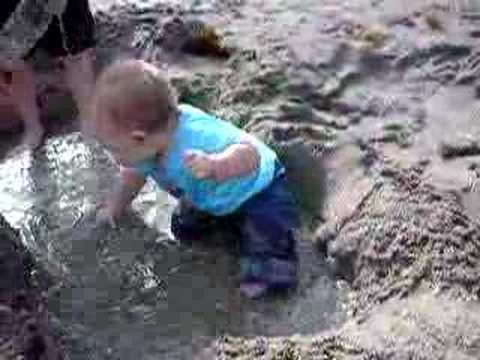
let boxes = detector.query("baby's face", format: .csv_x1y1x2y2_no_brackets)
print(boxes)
92,88,173,166
93,109,160,167
97,126,154,167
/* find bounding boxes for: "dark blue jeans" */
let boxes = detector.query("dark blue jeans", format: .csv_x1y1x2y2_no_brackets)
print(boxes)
171,173,300,290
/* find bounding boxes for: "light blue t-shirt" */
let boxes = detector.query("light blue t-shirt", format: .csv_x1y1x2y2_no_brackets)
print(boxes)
134,104,282,216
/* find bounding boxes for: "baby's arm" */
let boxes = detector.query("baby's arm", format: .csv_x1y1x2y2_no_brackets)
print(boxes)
210,142,258,181
105,166,146,218
183,142,259,182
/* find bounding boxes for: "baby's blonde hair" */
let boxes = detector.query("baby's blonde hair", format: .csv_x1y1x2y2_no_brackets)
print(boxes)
93,59,177,133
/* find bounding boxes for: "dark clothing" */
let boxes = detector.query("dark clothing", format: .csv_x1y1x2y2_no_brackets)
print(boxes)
0,0,18,25
31,0,95,57
171,167,300,292
0,0,95,59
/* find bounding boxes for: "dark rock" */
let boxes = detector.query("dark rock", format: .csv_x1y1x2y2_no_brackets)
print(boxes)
180,20,232,58
286,80,326,107
440,138,480,159
314,223,338,256
348,112,363,124
278,101,314,122
424,13,444,31
356,139,379,168
463,14,480,20
468,162,478,170
328,99,363,115
320,67,360,99
327,236,357,282
394,43,471,69
456,71,479,85
389,16,417,28
0,215,64,360
417,157,431,168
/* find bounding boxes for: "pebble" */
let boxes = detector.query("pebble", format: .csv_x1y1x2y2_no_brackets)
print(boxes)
440,138,480,159
470,30,480,38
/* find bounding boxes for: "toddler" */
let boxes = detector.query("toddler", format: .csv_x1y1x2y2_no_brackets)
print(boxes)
91,59,300,299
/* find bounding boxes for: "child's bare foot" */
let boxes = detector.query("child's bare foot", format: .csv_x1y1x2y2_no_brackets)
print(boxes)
21,124,45,150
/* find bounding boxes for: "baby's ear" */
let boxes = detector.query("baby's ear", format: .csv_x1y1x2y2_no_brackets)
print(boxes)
131,130,146,142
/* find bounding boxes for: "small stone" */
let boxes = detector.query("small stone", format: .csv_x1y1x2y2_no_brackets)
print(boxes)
456,71,478,85
315,223,338,256
314,111,350,130
440,138,480,159
329,99,362,114
349,113,363,124
380,166,397,177
391,17,416,28
470,30,480,38
360,24,389,47
424,13,444,31
322,77,342,98
278,101,314,121
418,158,431,167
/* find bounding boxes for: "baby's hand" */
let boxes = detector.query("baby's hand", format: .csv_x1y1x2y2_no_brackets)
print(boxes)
183,150,215,179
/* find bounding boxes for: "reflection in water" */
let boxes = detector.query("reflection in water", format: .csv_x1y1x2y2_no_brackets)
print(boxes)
0,133,342,359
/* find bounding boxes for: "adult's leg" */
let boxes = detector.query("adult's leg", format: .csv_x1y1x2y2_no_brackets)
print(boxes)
60,0,96,129
0,72,22,131
34,0,97,132
9,62,44,149
0,104,22,132
62,49,95,126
